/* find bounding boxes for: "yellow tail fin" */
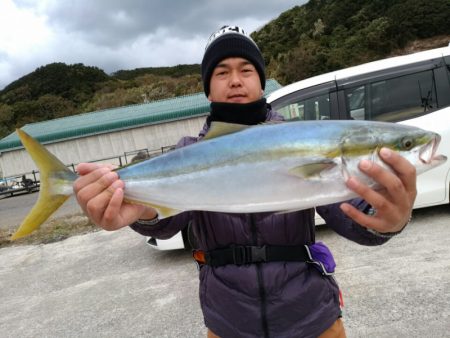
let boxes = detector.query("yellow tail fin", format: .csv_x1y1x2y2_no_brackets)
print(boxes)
11,129,77,240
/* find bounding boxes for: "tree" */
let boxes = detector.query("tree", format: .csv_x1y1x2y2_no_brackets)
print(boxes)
0,104,14,138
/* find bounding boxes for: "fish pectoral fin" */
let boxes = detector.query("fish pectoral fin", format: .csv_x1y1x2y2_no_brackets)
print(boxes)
152,205,182,219
125,198,182,219
288,160,337,180
203,122,250,140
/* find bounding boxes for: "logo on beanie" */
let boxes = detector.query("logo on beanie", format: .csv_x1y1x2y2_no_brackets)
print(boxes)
205,25,256,51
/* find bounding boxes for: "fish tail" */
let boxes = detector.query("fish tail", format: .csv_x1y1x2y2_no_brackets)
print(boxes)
11,129,78,240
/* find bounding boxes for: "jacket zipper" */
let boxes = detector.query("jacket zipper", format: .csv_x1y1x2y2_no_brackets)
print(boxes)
250,214,269,338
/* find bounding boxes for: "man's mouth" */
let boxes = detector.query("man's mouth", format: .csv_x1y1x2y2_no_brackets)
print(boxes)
227,94,247,102
228,94,246,99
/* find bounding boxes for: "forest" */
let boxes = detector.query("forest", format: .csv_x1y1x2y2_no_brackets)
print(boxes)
0,0,449,139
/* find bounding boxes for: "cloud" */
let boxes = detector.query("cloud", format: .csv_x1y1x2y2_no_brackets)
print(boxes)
0,0,304,89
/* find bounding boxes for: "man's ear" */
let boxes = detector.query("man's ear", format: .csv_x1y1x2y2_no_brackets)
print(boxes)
207,94,212,102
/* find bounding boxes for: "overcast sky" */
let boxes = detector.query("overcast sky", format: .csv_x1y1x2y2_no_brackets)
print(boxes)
0,0,306,90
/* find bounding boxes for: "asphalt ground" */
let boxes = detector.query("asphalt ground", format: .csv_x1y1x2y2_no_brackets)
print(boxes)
0,191,82,232
0,192,449,337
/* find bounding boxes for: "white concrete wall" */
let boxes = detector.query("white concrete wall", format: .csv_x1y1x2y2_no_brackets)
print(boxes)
0,116,206,177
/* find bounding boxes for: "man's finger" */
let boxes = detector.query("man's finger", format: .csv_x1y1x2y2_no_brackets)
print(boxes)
76,163,101,175
75,172,120,219
84,180,123,225
345,176,388,210
379,147,417,196
100,184,126,230
358,158,408,205
76,163,118,176
74,167,117,196
340,202,384,230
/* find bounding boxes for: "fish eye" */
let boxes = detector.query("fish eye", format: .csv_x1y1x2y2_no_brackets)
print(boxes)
401,137,414,150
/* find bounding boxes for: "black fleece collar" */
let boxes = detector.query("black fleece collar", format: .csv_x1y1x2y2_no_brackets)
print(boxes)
207,98,268,127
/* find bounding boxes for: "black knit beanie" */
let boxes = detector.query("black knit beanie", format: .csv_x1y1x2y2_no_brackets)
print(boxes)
201,25,266,97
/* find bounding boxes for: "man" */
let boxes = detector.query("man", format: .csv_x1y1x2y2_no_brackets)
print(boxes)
74,26,416,338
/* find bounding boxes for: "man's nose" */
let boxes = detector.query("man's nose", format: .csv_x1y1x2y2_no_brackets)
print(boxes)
229,70,242,86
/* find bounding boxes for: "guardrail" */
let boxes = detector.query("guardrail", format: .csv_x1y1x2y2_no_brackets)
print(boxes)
0,144,175,199
0,172,40,197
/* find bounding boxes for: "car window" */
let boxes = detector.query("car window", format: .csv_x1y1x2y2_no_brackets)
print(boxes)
345,69,437,122
276,92,331,121
346,86,365,120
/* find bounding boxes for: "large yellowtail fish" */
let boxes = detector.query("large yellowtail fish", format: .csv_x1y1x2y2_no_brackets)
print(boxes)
12,120,446,240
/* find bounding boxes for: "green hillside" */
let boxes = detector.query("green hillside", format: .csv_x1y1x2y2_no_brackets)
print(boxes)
252,0,450,84
0,0,449,139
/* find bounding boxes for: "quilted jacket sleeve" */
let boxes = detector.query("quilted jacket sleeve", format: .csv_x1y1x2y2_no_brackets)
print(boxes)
316,199,392,246
129,211,192,239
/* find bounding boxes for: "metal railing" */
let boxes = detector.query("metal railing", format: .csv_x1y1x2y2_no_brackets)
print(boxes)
0,144,176,198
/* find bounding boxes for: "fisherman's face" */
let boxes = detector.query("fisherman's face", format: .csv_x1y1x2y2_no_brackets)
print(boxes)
208,57,263,104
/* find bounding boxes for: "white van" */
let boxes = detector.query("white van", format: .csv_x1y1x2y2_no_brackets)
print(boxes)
148,45,450,250
268,44,450,209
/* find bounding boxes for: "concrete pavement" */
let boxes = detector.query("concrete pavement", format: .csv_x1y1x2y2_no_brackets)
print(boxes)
0,205,449,337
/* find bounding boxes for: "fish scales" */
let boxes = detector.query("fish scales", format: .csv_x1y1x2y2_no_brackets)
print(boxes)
118,120,444,213
11,120,446,239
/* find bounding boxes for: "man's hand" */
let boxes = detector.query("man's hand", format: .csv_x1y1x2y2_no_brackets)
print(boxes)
340,147,417,233
73,163,157,231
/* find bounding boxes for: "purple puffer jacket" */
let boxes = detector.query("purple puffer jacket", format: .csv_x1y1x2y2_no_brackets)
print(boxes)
131,108,390,338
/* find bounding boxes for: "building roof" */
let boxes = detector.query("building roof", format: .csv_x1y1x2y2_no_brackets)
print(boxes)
0,79,281,152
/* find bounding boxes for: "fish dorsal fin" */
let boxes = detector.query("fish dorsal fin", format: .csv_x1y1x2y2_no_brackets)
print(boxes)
288,160,337,179
203,122,250,140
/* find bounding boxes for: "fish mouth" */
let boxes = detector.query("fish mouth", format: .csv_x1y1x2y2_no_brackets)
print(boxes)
419,134,447,165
